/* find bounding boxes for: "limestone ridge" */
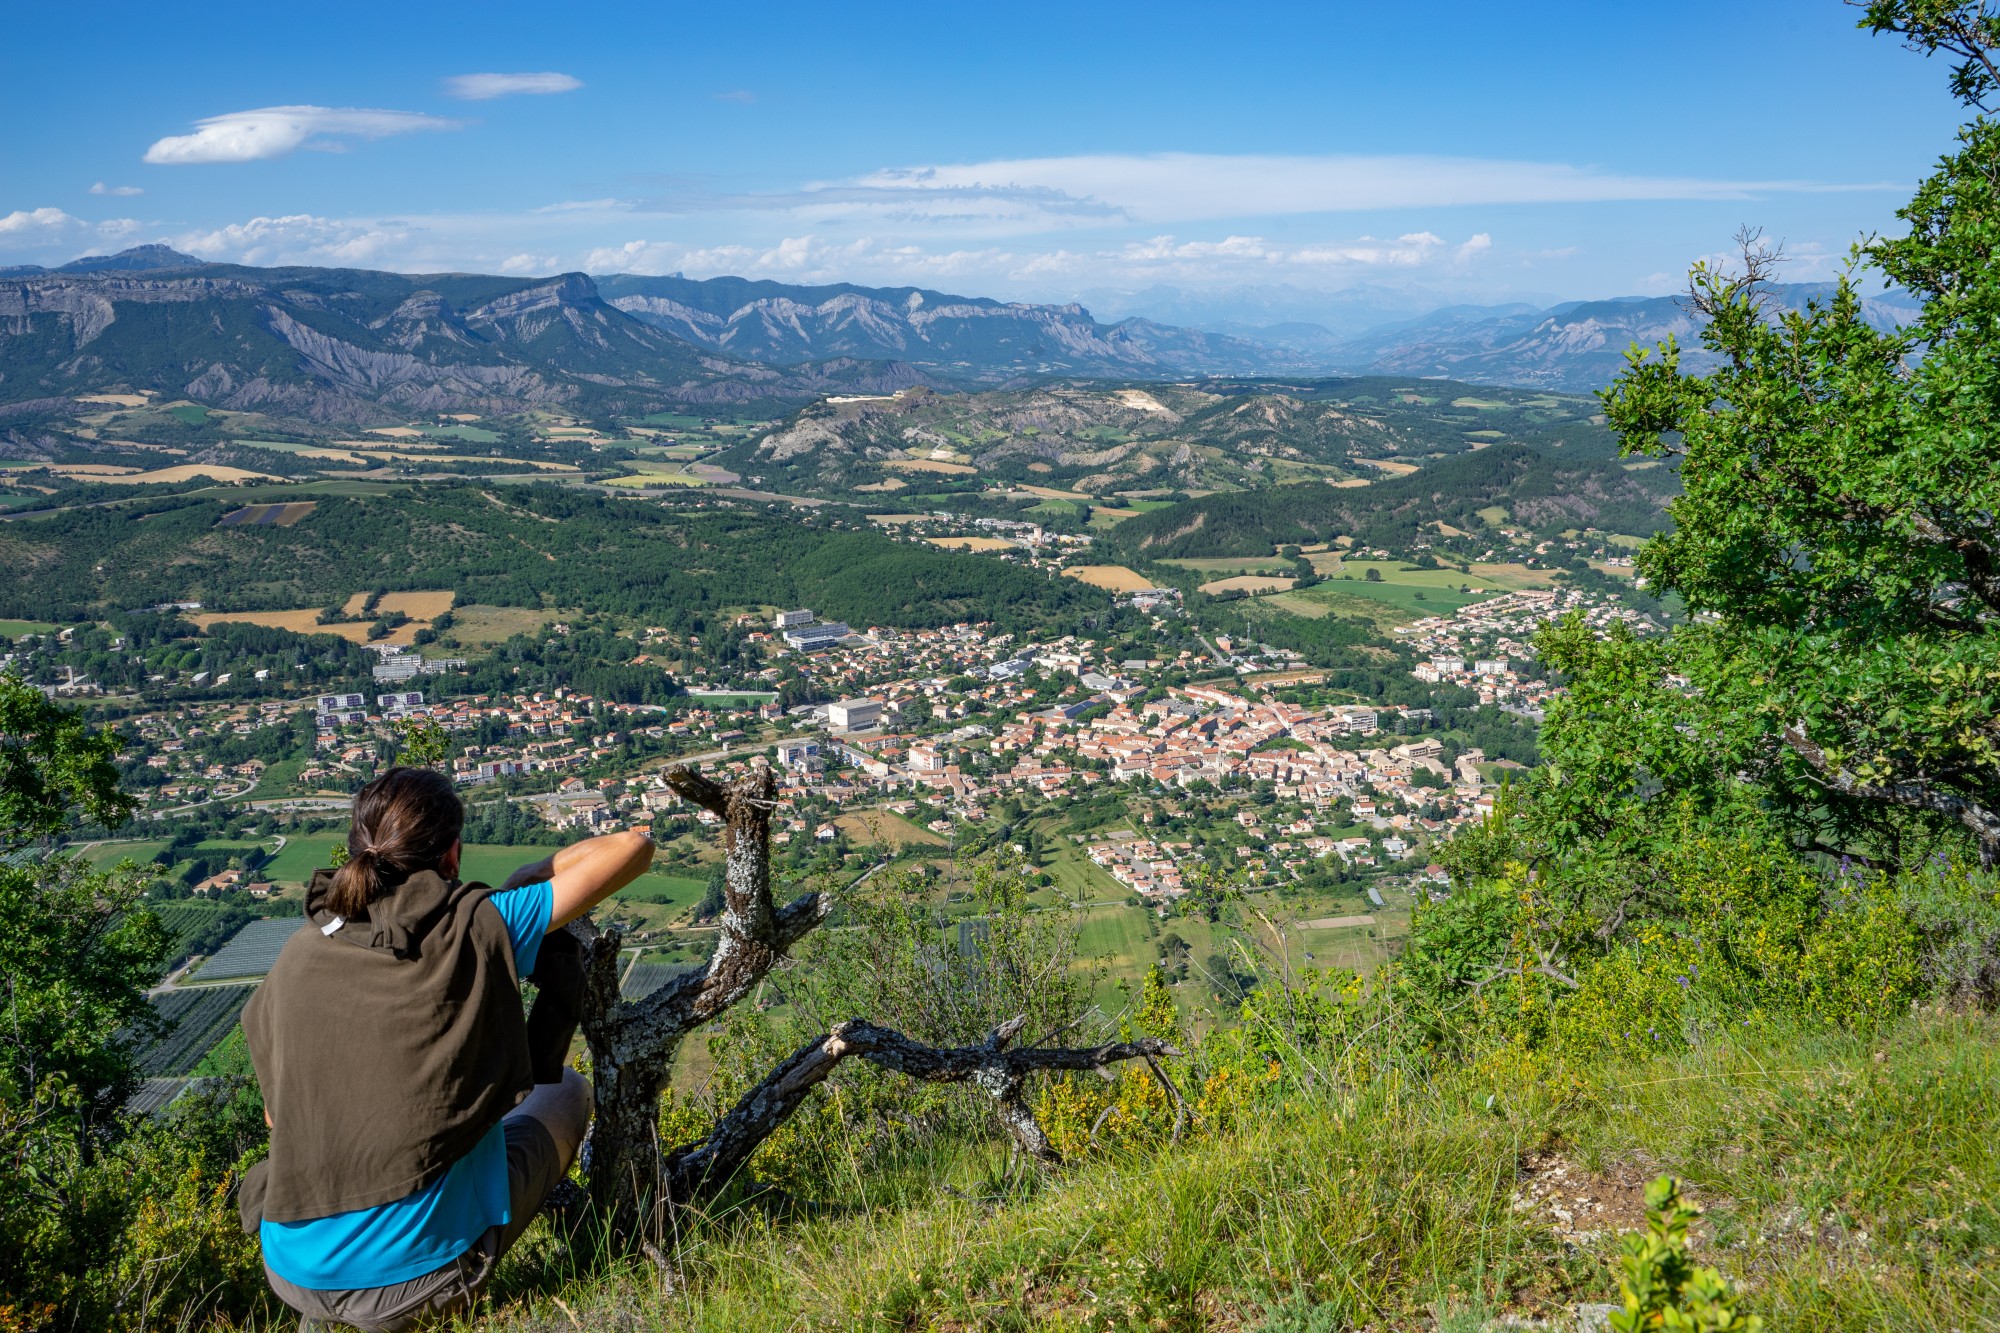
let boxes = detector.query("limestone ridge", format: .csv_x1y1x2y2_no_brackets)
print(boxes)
596,273,1308,382
0,251,929,424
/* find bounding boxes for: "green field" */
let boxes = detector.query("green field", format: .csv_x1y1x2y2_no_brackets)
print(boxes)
422,424,502,443
1161,556,1298,575
261,832,346,885
165,405,210,425
0,618,62,637
77,838,172,870
614,871,708,914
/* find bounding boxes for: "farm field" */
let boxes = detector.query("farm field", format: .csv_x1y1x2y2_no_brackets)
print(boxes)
192,588,454,647
834,809,947,850
216,501,317,527
1062,565,1155,592
56,464,280,485
1199,575,1296,594
77,838,172,870
925,536,1015,551
448,603,569,647
1161,557,1298,575
0,618,62,636
135,986,255,1076
193,918,304,981
885,459,976,475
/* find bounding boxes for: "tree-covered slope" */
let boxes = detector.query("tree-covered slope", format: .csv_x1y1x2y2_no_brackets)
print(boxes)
727,377,1617,497
0,484,1109,630
1102,442,1678,558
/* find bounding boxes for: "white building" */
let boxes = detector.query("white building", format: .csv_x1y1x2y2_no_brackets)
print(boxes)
774,609,815,629
783,621,850,650
828,697,884,731
776,739,822,769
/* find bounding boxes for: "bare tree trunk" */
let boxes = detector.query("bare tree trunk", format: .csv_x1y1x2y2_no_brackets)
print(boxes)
568,762,1181,1249
575,765,829,1241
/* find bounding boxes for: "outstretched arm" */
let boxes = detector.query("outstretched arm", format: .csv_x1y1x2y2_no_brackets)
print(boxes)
501,830,656,930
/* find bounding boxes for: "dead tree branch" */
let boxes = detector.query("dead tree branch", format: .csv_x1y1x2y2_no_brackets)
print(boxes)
663,1015,1180,1202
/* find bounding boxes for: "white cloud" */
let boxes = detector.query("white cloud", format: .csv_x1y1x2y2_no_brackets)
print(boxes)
173,213,413,267
1455,232,1493,262
808,152,1892,229
0,207,81,236
89,182,144,197
143,106,461,165
444,72,583,101
500,252,559,274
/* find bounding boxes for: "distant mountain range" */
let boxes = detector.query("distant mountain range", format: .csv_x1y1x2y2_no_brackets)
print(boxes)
0,247,1928,428
1292,285,1924,392
0,248,926,424
594,273,1306,381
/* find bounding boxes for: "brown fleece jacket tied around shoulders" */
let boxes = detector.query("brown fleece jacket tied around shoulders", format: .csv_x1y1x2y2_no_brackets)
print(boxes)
239,869,533,1230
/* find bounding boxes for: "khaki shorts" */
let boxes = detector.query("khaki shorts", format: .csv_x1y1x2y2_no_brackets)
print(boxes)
263,1116,563,1333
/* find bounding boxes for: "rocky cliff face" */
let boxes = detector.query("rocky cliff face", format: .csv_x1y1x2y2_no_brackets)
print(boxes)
597,273,1305,382
0,251,932,424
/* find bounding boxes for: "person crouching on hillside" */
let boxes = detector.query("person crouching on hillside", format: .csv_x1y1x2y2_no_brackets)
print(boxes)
239,766,653,1332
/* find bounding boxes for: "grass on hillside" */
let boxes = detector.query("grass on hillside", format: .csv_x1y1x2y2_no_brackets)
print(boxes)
459,1013,2000,1332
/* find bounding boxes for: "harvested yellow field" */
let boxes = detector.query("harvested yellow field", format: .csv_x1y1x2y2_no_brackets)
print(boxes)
1019,484,1091,501
926,536,1015,551
835,810,947,849
1063,565,1154,592
868,513,929,524
191,611,398,645
1352,458,1420,477
854,479,907,492
51,464,141,476
367,427,425,438
886,459,976,475
1330,478,1372,488
1198,575,1297,594
75,393,151,407
57,464,279,484
377,590,455,619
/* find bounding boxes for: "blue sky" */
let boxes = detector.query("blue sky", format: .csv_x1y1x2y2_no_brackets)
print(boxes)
0,0,1966,315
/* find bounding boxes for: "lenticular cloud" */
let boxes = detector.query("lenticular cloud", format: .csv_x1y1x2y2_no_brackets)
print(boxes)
142,106,460,165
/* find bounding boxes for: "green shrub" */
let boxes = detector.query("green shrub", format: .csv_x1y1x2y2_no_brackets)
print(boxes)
1611,1176,1762,1332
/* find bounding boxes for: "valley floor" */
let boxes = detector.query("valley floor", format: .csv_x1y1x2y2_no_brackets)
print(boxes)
368,1012,2000,1332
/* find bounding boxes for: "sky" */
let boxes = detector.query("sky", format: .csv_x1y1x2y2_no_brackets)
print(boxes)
0,0,1969,321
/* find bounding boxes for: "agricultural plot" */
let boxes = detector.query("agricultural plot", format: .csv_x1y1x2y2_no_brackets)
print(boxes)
1062,565,1156,592
215,502,317,527
77,838,171,870
621,961,693,1001
135,986,254,1076
193,918,304,981
150,901,243,955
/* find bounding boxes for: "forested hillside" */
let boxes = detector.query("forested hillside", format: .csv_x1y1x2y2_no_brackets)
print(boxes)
730,376,1616,496
1103,442,1678,558
0,486,1109,631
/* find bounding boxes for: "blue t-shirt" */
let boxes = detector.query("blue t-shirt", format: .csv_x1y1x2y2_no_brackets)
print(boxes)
261,880,555,1290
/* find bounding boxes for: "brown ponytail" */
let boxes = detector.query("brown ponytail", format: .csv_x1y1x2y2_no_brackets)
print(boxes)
327,766,465,916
